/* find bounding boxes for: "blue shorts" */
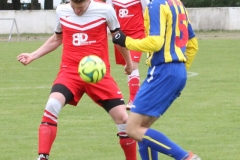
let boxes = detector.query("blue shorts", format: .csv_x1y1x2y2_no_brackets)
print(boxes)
131,63,187,117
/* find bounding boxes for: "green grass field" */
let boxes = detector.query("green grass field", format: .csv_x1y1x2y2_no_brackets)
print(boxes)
0,32,240,160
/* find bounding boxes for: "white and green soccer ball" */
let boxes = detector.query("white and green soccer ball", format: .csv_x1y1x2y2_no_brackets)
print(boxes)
78,55,106,83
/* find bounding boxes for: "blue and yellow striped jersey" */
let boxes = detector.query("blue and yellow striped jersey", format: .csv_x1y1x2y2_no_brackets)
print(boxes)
125,0,196,66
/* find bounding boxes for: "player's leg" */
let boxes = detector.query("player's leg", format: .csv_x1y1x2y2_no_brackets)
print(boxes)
113,46,141,110
138,141,158,160
126,64,200,160
127,113,200,160
101,99,137,160
37,84,73,160
86,73,137,160
126,31,144,110
126,60,140,110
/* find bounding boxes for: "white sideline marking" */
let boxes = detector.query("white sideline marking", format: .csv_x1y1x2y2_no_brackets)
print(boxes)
187,71,199,77
0,86,50,91
0,72,198,91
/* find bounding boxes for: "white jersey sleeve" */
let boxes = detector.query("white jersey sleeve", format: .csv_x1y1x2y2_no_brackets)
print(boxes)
105,4,120,32
106,0,113,5
141,0,149,12
55,5,64,33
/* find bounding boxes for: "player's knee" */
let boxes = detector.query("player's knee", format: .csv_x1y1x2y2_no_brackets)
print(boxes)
45,98,62,115
121,117,128,124
42,98,62,124
108,104,128,124
126,124,138,139
114,115,128,124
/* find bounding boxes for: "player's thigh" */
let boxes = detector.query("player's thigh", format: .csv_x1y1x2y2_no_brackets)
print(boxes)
53,70,85,106
127,112,157,130
51,83,74,105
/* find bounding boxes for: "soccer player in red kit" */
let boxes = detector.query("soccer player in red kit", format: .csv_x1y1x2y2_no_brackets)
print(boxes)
107,0,149,110
17,0,137,159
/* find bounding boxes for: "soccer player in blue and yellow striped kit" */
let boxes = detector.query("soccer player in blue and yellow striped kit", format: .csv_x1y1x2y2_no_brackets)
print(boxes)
113,0,200,159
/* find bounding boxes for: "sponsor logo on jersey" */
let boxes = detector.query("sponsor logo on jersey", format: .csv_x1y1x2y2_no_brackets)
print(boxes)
72,33,96,46
119,9,134,18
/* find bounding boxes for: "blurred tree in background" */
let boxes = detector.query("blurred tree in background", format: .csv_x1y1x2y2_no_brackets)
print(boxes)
12,0,20,10
182,0,240,7
0,0,8,10
44,0,53,9
31,0,40,10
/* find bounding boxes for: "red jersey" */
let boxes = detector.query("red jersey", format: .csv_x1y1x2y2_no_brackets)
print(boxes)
107,0,149,65
53,1,124,106
55,1,120,72
107,0,147,35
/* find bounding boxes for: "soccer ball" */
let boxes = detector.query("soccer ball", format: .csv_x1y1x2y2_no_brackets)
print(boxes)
78,55,106,83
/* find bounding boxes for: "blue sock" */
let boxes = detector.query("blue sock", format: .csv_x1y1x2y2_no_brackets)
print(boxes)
142,128,188,160
138,142,158,160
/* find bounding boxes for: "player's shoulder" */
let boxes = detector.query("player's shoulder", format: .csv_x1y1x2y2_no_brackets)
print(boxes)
56,3,71,12
56,3,76,17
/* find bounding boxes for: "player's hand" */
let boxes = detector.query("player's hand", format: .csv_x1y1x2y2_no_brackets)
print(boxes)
17,53,34,66
112,30,126,47
124,63,133,75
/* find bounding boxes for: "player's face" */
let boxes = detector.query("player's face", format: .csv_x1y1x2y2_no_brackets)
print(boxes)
70,0,91,16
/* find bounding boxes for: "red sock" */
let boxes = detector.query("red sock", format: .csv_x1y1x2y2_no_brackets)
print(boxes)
38,124,57,155
128,76,140,102
119,137,137,160
38,111,58,155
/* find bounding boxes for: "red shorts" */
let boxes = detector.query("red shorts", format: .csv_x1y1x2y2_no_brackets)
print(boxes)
114,31,145,65
53,64,123,106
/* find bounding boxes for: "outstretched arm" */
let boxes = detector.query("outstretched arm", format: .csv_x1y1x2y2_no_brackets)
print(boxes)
17,34,62,65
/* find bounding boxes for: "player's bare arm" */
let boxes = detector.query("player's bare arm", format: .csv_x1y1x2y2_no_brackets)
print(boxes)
112,30,133,75
17,34,62,65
